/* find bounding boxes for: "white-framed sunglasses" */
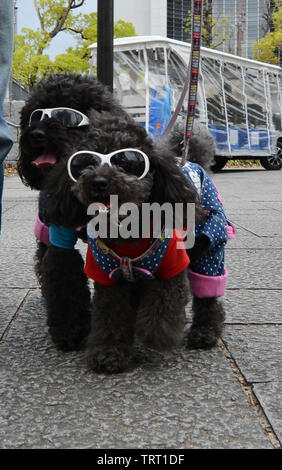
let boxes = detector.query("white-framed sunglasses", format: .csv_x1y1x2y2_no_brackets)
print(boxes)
67,148,150,182
29,107,89,128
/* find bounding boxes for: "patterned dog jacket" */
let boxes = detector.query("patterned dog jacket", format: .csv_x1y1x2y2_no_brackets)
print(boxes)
182,161,236,297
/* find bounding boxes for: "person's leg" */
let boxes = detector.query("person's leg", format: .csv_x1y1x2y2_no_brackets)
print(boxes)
0,112,13,232
0,0,14,233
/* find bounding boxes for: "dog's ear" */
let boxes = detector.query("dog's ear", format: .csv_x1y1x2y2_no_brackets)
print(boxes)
149,146,204,224
149,147,190,205
43,161,88,228
17,131,45,189
17,153,45,190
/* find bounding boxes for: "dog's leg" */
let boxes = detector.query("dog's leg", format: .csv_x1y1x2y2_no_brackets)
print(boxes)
136,270,189,351
40,245,91,351
34,240,48,286
87,281,136,373
187,297,225,349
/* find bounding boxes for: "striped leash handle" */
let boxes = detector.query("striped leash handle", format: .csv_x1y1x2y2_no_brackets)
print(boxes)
182,0,203,165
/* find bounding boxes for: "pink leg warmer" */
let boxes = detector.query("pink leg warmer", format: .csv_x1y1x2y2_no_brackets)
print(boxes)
188,268,228,298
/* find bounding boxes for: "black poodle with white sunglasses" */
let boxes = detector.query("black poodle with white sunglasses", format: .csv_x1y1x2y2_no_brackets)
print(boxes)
40,105,206,372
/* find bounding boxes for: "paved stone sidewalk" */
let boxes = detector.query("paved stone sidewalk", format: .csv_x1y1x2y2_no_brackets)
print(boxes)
0,168,281,449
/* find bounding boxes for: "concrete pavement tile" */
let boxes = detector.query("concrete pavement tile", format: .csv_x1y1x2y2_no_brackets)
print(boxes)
2,190,36,201
2,201,18,213
227,203,282,214
0,247,38,288
227,213,282,237
0,288,29,337
227,208,279,214
3,176,33,190
3,176,22,187
2,200,38,221
227,237,282,249
2,180,36,200
253,382,282,444
224,289,282,324
251,192,282,202
223,325,282,383
221,201,272,211
0,218,36,248
225,249,282,289
260,202,282,213
0,290,272,449
212,171,282,203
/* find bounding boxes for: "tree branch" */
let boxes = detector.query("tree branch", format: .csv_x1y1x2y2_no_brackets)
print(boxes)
49,0,85,39
34,0,45,31
66,26,87,39
70,0,85,8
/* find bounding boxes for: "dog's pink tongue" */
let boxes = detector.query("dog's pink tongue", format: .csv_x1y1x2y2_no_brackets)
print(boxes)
32,153,57,168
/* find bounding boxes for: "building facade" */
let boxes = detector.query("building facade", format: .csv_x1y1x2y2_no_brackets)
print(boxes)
114,0,167,37
212,0,269,58
114,0,271,60
166,0,192,41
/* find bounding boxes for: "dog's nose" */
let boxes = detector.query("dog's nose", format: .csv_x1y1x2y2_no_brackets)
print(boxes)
92,176,109,191
30,128,47,145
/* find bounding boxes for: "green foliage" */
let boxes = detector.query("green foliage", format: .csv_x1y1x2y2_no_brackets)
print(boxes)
53,52,89,73
12,0,136,89
253,1,282,64
12,29,53,88
114,19,137,39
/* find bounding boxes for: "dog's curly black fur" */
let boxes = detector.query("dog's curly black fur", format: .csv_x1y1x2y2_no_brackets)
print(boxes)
18,72,225,372
168,121,216,172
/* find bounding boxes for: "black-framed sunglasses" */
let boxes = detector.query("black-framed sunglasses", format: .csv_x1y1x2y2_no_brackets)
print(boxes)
67,149,150,181
29,107,89,128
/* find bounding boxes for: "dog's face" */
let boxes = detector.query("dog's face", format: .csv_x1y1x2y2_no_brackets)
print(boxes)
18,73,126,190
68,114,155,211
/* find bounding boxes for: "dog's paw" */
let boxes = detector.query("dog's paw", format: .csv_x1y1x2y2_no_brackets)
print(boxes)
50,325,90,352
87,348,130,374
186,326,218,350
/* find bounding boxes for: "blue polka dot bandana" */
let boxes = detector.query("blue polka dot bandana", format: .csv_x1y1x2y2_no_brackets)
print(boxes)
87,230,170,282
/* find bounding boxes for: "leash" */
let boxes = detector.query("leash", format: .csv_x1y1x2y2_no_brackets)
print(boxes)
161,0,203,166
182,0,203,165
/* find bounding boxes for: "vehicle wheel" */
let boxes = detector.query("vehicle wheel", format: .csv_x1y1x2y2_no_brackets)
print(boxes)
260,141,282,170
210,156,228,172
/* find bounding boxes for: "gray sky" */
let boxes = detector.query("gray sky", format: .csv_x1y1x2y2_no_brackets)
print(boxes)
16,0,98,59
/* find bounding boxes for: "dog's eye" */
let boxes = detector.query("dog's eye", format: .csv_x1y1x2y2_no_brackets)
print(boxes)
70,154,100,180
111,151,146,178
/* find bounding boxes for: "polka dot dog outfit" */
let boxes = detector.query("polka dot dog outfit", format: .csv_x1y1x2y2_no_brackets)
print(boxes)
182,161,236,298
84,228,189,285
